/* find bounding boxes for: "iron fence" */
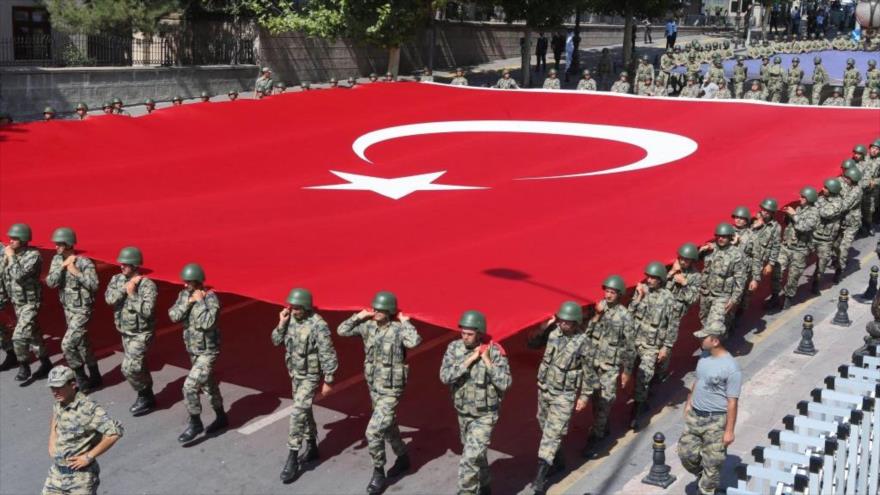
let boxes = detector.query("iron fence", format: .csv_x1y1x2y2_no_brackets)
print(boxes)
0,33,255,67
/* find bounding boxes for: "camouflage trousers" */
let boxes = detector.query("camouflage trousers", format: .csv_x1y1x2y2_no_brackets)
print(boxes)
699,296,735,333
12,302,47,362
583,362,619,436
536,389,576,463
366,389,406,468
61,309,96,370
766,84,783,102
835,223,860,270
657,303,689,378
183,353,223,415
812,237,836,277
811,84,824,105
634,342,661,402
863,189,878,228
121,333,153,392
42,463,99,495
456,412,498,495
678,409,728,495
771,246,809,298
733,81,745,99
787,84,801,100
288,375,319,450
844,85,856,106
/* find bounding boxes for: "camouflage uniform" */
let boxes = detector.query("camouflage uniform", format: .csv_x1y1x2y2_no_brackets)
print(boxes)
635,60,653,94
732,62,748,98
772,203,819,299
822,93,846,106
583,301,635,437
43,391,123,495
678,409,728,495
0,244,11,356
680,82,701,98
576,77,597,91
836,180,863,271
866,65,880,92
743,86,765,101
812,193,845,281
271,312,338,451
786,64,804,100
699,243,747,332
542,76,561,90
629,286,674,403
451,76,469,86
765,61,785,102
744,216,782,308
46,255,99,370
811,62,828,104
610,78,630,94
255,75,274,94
440,339,511,495
843,64,861,106
789,92,810,105
1,246,47,362
705,62,725,86
863,150,880,228
338,314,421,469
663,263,702,377
168,289,224,415
863,92,880,108
105,274,158,392
494,77,519,90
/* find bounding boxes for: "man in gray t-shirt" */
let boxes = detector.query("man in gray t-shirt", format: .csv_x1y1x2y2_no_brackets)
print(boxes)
678,321,741,495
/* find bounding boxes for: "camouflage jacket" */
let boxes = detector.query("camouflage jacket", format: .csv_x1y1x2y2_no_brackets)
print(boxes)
495,78,519,90
665,266,702,313
822,96,846,106
680,84,701,98
743,89,765,101
766,65,785,87
863,97,880,108
530,325,589,399
272,312,338,382
700,243,747,301
0,247,42,306
0,244,6,308
542,78,561,90
748,219,782,281
733,225,755,260
46,255,98,311
610,81,630,94
866,68,880,90
255,76,273,93
812,65,828,85
706,66,726,85
577,78,597,91
169,289,221,355
843,68,861,87
629,286,675,349
52,392,123,466
105,274,158,336
782,204,819,250
813,195,844,240
785,67,804,86
733,64,748,83
584,301,636,373
440,339,512,416
451,76,469,86
338,315,421,396
789,95,810,105
839,181,864,226
659,54,676,72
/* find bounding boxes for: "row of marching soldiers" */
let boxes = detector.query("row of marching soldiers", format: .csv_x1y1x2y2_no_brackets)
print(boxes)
2,139,878,495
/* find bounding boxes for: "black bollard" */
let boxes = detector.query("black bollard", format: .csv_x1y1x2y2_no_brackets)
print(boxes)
831,289,852,327
642,432,676,488
855,266,879,303
795,314,817,355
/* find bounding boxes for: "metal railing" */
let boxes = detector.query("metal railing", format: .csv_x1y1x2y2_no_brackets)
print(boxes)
0,33,256,67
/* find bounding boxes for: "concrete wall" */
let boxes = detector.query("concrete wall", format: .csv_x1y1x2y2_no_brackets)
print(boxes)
0,64,258,119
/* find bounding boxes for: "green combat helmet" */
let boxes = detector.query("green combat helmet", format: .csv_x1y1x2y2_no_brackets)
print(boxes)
800,186,818,204
814,56,822,64
300,81,310,90
792,57,800,65
227,90,238,97
7,223,32,242
172,95,183,103
555,301,583,323
846,58,855,67
144,98,155,107
371,291,397,314
200,91,210,101
644,261,668,280
678,242,699,260
773,56,782,64
841,158,856,170
112,97,122,106
180,263,206,283
102,101,113,111
43,106,56,116
853,144,867,157
732,206,751,219
459,310,487,333
715,222,735,236
116,246,143,267
286,288,313,310
824,178,842,195
51,227,76,246
347,77,357,86
760,198,778,213
75,102,88,111
602,274,626,293
844,167,862,183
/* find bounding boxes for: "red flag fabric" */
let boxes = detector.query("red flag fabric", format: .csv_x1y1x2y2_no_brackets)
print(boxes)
1,83,877,339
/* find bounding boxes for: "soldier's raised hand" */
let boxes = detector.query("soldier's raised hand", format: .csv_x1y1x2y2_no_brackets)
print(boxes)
356,309,373,320
575,398,588,412
279,307,291,323
3,245,13,258
398,312,410,323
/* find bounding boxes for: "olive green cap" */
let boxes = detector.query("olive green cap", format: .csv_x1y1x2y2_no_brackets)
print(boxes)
51,227,76,246
7,223,32,242
180,263,205,283
459,310,487,333
694,321,725,338
555,301,583,323
602,274,626,293
286,288,313,310
800,186,818,204
102,101,113,109
46,365,75,388
644,261,668,280
371,291,397,313
715,222,735,236
678,242,699,260
116,246,143,266
760,198,778,213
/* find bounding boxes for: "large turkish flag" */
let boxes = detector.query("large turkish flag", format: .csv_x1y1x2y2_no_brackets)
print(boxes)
1,83,877,338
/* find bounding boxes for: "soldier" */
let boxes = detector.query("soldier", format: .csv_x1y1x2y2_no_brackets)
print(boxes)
368,72,379,83
597,48,613,90
768,187,820,310
329,77,339,88
843,58,861,106
863,88,880,108
698,223,747,334
171,95,184,106
273,288,338,484
610,72,630,94
705,57,725,86
338,291,421,494
169,263,227,444
0,239,14,372
542,68,561,90
105,246,157,416
43,365,123,495
785,57,804,101
822,86,846,106
686,53,702,85
732,56,748,98
111,98,129,116
758,56,770,83
576,70,597,91
659,48,677,92
637,75,655,96
581,275,636,458
811,56,828,105
144,98,156,114
74,103,88,120
628,262,674,430
743,198,782,312
789,85,810,105
43,106,56,121
679,76,701,98
384,71,395,82
451,68,469,86
714,80,731,99
227,90,239,101
743,80,765,101
420,68,433,83
660,243,703,383
347,77,358,88
199,91,211,102
677,322,741,495
274,81,287,94
765,57,785,102
255,67,274,96
494,69,519,90
810,178,846,293
834,167,864,281
440,310,511,495
635,55,652,94
46,228,101,393
2,223,52,382
101,101,113,115
866,60,880,92
863,140,880,233
526,302,588,494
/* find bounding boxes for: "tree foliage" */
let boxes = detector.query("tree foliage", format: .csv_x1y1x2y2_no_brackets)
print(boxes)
42,0,181,36
487,0,580,28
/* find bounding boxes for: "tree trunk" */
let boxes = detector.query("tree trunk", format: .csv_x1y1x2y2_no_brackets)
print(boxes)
622,4,634,78
571,7,581,73
387,45,401,76
521,28,531,88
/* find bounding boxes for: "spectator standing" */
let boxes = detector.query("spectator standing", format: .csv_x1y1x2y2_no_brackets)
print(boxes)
535,33,548,72
665,18,678,49
551,33,564,71
643,18,653,44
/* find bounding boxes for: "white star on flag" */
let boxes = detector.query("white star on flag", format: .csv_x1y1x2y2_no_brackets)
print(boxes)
305,170,487,200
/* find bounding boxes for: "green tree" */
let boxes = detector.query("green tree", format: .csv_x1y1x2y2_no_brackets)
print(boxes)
245,0,445,75
42,0,181,36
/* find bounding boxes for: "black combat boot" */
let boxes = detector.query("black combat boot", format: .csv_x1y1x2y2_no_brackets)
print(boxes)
366,467,385,494
386,453,410,478
763,293,780,310
298,437,319,463
280,449,300,483
550,451,565,475
531,460,551,495
580,426,609,458
177,414,204,443
130,388,156,416
14,362,30,382
73,366,92,394
630,401,648,431
32,357,52,379
478,485,491,495
205,407,228,434
810,276,821,295
0,350,18,371
781,296,793,311
87,363,102,389
833,266,843,284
